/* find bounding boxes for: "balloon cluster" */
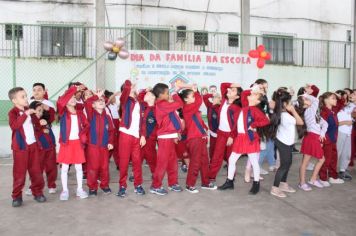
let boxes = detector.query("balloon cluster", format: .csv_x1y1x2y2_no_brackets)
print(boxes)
248,45,271,69
103,38,129,60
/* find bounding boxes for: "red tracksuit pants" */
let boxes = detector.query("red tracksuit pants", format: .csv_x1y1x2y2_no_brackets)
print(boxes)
141,137,157,174
209,135,217,161
12,143,44,199
208,130,233,181
39,147,57,189
152,138,179,189
119,132,143,188
186,137,210,187
87,145,110,190
319,143,338,180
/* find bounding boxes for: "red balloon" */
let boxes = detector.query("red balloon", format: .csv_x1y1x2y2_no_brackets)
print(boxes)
257,59,265,69
248,50,259,58
257,45,265,52
265,52,271,60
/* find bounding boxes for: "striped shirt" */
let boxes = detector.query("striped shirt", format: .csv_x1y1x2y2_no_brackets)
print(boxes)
304,94,328,136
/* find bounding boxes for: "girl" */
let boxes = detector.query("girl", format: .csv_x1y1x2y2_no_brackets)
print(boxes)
296,86,328,191
57,84,89,200
319,92,345,185
176,108,190,173
269,89,303,198
219,85,269,194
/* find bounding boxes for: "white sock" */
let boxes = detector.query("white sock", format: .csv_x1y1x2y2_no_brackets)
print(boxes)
61,164,69,192
228,153,241,180
249,153,260,181
75,164,83,191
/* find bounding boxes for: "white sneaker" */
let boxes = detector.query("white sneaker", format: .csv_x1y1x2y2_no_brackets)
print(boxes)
308,180,324,188
76,189,88,199
260,168,269,175
48,188,57,194
319,180,331,187
60,191,69,201
25,188,32,196
306,163,315,171
329,177,345,184
269,166,277,172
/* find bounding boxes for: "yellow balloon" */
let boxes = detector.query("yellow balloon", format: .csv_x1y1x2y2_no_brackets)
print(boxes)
112,46,120,53
260,51,267,58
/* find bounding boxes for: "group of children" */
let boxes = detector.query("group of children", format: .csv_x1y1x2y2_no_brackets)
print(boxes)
8,79,356,207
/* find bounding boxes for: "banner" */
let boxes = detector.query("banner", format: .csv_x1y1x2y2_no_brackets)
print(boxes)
115,50,258,92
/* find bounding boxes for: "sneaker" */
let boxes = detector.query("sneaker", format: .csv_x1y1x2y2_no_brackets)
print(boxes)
150,187,168,196
48,188,57,194
180,164,188,173
102,188,112,194
269,166,277,172
298,183,312,191
308,180,324,188
329,177,345,184
116,187,126,198
82,175,87,180
34,195,47,203
319,180,331,187
344,170,353,180
186,186,199,193
89,190,97,196
134,185,146,195
270,186,287,198
339,171,352,181
168,184,183,192
76,189,89,199
201,183,217,190
260,168,269,175
292,147,299,153
306,162,315,171
279,182,296,193
12,198,23,207
60,191,69,201
218,179,234,190
25,188,32,196
129,175,134,182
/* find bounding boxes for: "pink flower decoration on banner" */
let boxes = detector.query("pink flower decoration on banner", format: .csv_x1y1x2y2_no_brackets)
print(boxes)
248,45,271,69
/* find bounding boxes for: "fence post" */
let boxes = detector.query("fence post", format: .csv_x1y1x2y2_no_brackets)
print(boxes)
301,40,304,66
11,24,16,87
326,40,330,91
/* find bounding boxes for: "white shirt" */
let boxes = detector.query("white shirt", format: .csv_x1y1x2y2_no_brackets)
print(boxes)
108,104,120,119
276,112,296,146
69,115,79,140
219,101,231,132
21,112,36,145
119,102,140,138
237,111,245,134
338,108,353,135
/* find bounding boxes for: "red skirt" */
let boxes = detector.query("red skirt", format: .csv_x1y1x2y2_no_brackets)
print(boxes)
57,140,86,164
300,132,323,159
232,134,260,154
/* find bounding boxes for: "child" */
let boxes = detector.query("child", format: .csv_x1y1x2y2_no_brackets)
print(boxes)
8,87,46,207
117,80,145,197
218,86,269,194
319,92,345,185
150,83,184,195
269,89,303,198
208,83,242,186
31,83,56,124
203,92,222,160
30,101,58,194
296,86,328,191
179,85,216,193
57,85,89,200
84,90,115,196
176,109,190,172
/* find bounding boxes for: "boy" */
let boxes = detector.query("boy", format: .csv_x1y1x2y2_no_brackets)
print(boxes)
150,83,184,195
85,90,115,196
31,83,56,124
8,87,46,207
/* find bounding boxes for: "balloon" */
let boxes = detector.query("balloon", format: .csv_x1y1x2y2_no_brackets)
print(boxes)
108,51,117,61
114,38,125,48
248,50,259,58
103,42,114,51
118,48,129,59
257,45,265,52
260,51,267,58
257,59,265,69
265,52,271,60
112,46,120,53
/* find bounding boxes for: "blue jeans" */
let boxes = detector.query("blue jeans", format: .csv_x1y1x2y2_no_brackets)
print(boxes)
259,139,276,167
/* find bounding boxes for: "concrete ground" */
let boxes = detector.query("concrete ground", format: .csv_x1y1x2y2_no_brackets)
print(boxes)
0,153,356,236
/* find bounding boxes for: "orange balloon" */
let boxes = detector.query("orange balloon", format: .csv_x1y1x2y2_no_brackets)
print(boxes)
260,51,267,58
112,46,120,53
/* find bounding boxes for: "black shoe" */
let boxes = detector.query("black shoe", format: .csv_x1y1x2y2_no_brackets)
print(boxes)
339,171,352,181
34,195,47,203
89,190,97,196
82,175,87,180
12,198,23,207
292,147,299,153
218,179,234,190
129,175,134,182
180,164,188,173
249,181,260,195
223,164,228,169
102,188,112,194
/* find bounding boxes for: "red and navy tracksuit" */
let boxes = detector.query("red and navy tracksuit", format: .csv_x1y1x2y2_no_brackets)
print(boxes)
151,93,183,189
8,107,44,200
203,93,220,160
208,83,241,181
182,92,210,187
85,95,115,191
118,80,143,188
175,128,189,160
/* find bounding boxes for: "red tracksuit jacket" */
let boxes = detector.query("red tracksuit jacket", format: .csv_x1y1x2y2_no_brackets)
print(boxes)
32,116,56,151
119,80,141,131
140,104,157,139
203,93,220,134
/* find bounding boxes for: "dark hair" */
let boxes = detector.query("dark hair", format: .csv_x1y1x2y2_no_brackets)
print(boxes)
33,83,45,90
152,83,169,98
319,92,336,109
68,82,82,89
104,90,113,98
344,88,353,94
335,90,346,97
295,96,307,138
269,89,292,139
209,85,217,90
179,89,194,103
255,79,267,85
29,101,51,122
8,87,25,100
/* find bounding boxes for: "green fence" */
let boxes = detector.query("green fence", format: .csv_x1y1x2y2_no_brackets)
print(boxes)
0,23,353,122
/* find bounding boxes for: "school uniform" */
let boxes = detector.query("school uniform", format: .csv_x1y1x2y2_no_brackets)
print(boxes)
84,95,115,191
182,92,210,187
203,94,220,160
107,103,121,168
208,83,241,181
151,93,183,189
175,128,189,160
8,107,45,200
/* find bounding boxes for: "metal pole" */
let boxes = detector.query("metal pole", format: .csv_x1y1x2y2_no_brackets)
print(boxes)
11,24,16,87
353,0,356,88
327,40,330,91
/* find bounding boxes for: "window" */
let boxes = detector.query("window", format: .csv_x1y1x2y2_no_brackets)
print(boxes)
132,28,169,50
194,31,208,46
41,26,85,57
176,25,187,40
263,35,294,64
5,24,23,40
228,33,239,47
